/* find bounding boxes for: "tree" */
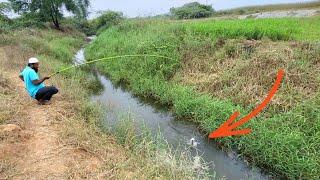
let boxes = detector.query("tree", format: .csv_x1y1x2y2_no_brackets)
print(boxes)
0,2,10,16
95,10,124,30
170,2,214,19
0,2,11,22
9,0,90,29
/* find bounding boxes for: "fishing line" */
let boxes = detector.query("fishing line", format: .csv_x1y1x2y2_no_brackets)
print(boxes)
49,54,174,77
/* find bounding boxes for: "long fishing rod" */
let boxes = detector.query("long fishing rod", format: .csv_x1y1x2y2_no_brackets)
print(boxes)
49,54,174,77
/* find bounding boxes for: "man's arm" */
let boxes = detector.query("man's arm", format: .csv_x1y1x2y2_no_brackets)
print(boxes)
29,70,50,85
32,77,50,85
19,75,24,82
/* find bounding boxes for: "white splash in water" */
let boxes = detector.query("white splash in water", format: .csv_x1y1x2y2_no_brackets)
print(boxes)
188,138,198,147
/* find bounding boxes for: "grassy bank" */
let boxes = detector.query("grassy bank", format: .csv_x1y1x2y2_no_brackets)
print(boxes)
86,17,320,179
0,29,203,179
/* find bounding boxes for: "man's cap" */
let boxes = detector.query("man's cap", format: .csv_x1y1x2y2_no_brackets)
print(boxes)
28,57,39,64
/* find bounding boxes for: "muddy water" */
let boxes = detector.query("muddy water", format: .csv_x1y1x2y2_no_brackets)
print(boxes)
76,40,270,179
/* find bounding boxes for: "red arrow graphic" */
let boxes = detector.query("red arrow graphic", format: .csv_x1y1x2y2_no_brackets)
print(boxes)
209,69,285,139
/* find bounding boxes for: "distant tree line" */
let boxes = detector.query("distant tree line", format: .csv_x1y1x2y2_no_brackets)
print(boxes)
64,10,124,35
170,2,215,19
2,1,214,34
8,0,90,29
0,0,124,35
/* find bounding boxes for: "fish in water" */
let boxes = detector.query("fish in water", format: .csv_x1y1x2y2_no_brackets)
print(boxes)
188,138,198,147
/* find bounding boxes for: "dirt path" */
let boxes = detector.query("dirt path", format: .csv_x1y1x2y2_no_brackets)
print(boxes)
0,49,103,179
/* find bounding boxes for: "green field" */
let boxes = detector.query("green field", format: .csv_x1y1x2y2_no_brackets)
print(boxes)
186,18,320,41
86,17,320,179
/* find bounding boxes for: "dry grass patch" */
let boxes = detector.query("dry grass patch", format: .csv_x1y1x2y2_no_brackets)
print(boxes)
174,39,320,115
0,49,30,179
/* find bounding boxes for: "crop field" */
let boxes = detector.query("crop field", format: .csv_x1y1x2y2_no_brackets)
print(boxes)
86,16,320,179
185,17,320,41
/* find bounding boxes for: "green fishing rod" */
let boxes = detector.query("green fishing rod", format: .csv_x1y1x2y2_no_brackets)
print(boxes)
49,54,174,77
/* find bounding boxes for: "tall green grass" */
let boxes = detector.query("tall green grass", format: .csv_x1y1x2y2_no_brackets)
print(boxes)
186,17,320,41
86,18,320,179
187,18,298,40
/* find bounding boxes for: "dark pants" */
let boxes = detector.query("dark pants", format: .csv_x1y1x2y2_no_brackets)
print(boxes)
35,86,58,101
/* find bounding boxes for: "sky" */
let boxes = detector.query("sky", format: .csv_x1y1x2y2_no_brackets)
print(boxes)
0,0,316,18
88,0,315,18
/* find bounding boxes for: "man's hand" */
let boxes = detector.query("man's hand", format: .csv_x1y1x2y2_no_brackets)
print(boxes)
44,76,50,80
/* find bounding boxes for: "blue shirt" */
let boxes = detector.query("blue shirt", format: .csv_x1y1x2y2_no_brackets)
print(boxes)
20,66,45,98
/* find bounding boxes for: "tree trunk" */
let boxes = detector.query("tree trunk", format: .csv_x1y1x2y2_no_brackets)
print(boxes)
49,12,59,29
53,16,60,29
49,0,60,29
53,19,60,29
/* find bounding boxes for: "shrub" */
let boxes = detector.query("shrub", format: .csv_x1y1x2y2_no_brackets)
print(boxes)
12,13,46,28
170,2,214,19
0,2,12,32
0,2,10,17
95,10,124,31
62,17,96,35
1,13,47,33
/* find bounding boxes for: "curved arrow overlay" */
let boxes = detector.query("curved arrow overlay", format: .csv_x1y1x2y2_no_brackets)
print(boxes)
209,69,285,139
